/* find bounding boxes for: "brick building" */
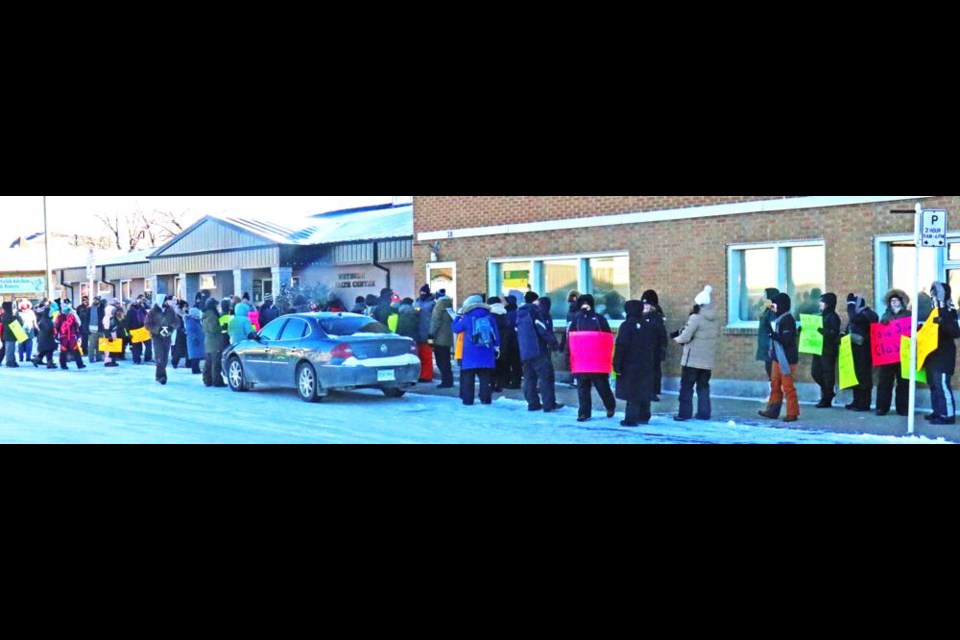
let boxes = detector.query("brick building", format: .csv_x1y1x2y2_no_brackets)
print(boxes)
414,196,957,400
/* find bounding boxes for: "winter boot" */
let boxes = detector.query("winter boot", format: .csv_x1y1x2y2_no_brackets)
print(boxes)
815,395,834,408
758,403,781,419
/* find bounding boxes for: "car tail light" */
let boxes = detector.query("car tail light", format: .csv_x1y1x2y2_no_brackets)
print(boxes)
331,343,354,360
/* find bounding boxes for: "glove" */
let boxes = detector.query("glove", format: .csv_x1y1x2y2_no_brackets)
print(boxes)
934,317,942,325
817,327,824,335
669,330,681,340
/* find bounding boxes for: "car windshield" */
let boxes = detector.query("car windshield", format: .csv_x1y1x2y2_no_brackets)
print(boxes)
319,316,390,337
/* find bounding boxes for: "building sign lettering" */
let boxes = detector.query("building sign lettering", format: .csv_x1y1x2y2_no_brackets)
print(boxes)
336,272,377,289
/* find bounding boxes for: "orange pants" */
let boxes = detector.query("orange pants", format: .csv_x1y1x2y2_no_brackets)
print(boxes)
768,362,800,419
418,343,434,381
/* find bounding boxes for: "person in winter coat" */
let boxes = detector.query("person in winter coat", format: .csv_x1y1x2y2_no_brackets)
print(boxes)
228,302,255,346
756,288,780,380
395,299,419,341
487,297,510,392
924,281,960,425
372,288,398,327
126,299,148,365
568,294,617,423
17,301,37,363
812,292,842,408
146,294,182,385
219,299,233,350
516,291,564,413
876,289,911,416
185,307,205,375
2,301,23,368
85,296,104,364
202,297,227,388
350,296,367,315
77,296,91,362
55,301,86,370
560,289,582,389
258,293,280,328
672,286,719,422
101,301,121,368
429,294,456,389
171,300,190,368
758,292,800,422
844,293,879,412
413,285,437,383
614,300,664,426
641,289,668,401
31,302,58,369
452,295,500,406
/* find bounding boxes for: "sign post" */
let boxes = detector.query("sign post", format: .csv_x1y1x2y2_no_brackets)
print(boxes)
86,247,96,304
893,203,948,435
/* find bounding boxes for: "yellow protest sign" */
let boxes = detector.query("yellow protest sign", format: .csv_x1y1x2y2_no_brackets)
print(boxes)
916,308,940,371
838,335,859,390
130,327,151,344
98,338,123,354
900,336,927,384
8,319,29,344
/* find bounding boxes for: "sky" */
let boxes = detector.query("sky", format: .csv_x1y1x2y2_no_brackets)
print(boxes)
0,362,950,444
0,196,397,241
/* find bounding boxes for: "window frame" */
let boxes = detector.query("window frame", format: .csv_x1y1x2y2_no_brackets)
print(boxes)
488,251,629,325
874,232,959,311
726,239,825,329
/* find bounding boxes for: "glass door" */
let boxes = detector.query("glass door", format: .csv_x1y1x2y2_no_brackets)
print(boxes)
427,262,456,309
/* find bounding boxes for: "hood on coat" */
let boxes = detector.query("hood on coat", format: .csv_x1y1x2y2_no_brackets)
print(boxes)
538,297,552,315
576,294,596,311
205,298,220,313
820,292,838,313
931,281,954,309
774,293,792,315
884,288,911,311
234,303,251,318
765,288,781,302
698,303,719,321
489,303,507,316
847,293,866,314
624,300,644,318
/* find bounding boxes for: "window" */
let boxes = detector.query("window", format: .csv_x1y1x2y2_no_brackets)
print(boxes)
875,237,940,315
200,274,217,290
319,316,388,337
121,280,132,301
489,253,630,322
279,318,310,341
728,242,826,326
259,319,287,341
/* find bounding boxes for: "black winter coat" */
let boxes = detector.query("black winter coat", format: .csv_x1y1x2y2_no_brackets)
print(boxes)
846,306,879,376
927,307,960,375
613,312,662,402
820,310,842,359
36,313,57,353
770,313,799,366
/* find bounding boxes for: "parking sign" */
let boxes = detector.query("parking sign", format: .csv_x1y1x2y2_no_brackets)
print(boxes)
921,209,948,247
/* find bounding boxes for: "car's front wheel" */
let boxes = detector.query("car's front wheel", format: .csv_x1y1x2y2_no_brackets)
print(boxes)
297,363,322,403
228,357,248,393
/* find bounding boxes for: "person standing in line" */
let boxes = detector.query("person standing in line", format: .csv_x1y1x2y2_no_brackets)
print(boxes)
516,292,564,413
756,288,780,381
429,292,456,389
17,301,37,363
452,295,500,406
146,294,181,386
671,286,719,422
102,300,120,368
77,295,91,363
202,297,227,388
843,293,878,412
127,298,148,365
185,307,205,375
561,290,581,389
568,294,616,423
875,289,911,417
351,296,367,315
413,285,437,383
502,295,523,389
87,296,103,364
614,299,663,427
487,297,509,392
2,301,22,368
758,292,800,422
171,300,190,369
925,281,960,425
259,293,280,328
641,289,667,402
812,292,842,408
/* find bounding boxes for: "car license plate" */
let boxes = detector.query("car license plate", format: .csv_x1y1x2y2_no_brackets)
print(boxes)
378,370,396,382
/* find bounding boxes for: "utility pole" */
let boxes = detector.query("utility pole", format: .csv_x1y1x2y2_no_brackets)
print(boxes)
43,196,55,302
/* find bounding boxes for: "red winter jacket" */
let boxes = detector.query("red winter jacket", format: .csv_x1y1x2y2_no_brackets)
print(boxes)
56,313,81,352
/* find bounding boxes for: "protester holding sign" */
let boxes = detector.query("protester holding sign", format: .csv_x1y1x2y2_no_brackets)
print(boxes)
875,289,912,416
925,282,960,425
812,293,842,409
758,293,800,422
843,294,879,412
1,301,22,368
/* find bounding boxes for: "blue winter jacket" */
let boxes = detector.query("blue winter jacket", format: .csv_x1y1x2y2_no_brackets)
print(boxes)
413,295,436,343
185,315,205,360
452,306,500,370
516,303,557,362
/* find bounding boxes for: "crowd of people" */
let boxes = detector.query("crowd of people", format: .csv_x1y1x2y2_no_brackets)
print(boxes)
4,278,958,428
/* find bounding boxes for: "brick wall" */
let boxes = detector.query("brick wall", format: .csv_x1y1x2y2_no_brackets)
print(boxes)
414,196,799,235
414,195,959,383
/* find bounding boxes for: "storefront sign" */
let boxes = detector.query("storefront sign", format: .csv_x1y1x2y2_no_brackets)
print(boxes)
335,272,377,289
0,277,45,294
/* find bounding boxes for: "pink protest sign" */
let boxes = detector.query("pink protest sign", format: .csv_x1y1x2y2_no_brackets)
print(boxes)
569,331,615,374
870,317,912,366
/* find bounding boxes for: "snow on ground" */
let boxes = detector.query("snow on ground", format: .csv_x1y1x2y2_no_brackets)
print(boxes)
0,362,951,444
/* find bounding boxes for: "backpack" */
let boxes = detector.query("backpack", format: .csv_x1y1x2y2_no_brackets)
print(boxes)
472,314,496,349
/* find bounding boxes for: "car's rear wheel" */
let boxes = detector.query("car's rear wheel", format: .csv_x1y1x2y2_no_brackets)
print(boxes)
228,357,248,393
382,388,406,398
297,363,322,403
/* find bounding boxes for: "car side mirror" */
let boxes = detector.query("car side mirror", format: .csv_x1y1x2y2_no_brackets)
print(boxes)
252,333,263,342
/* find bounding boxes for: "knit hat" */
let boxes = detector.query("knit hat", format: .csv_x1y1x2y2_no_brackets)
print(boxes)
420,284,432,295
577,294,596,311
820,292,838,312
624,300,644,317
524,291,540,304
774,292,792,314
641,290,660,307
695,286,713,306
189,307,202,320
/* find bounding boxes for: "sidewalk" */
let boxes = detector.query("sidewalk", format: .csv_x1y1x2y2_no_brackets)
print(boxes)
410,375,959,443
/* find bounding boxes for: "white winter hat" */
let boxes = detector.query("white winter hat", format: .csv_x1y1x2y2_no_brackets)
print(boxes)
694,285,713,306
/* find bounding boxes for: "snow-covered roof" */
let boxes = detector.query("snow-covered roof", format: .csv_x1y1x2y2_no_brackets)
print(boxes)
213,203,413,246
0,247,127,273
